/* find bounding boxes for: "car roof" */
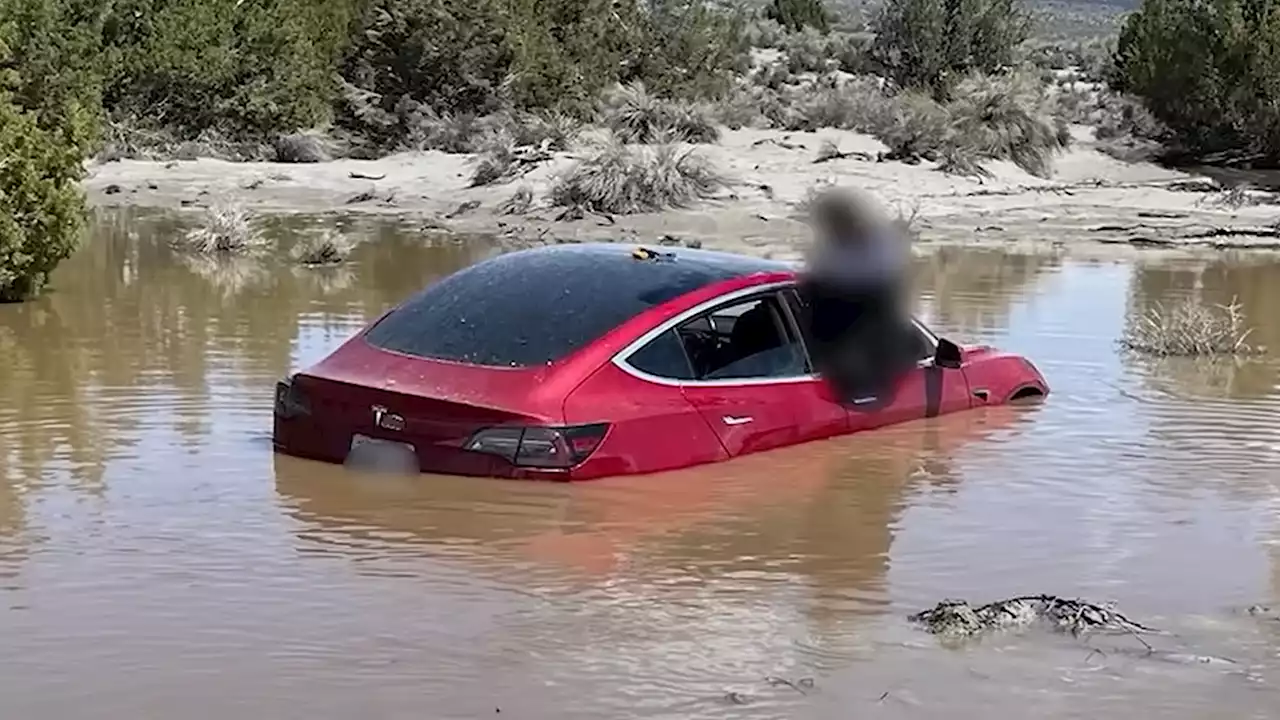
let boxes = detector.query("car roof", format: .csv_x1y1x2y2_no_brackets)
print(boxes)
362,242,795,368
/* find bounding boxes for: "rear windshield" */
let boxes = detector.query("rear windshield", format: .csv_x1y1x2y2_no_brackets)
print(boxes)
363,244,779,367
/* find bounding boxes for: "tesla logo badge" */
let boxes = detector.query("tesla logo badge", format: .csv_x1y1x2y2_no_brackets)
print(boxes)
722,415,753,426
372,405,406,432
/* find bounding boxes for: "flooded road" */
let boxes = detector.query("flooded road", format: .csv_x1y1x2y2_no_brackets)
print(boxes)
2,208,1280,718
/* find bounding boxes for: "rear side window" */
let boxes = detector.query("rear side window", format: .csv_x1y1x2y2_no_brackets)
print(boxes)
362,245,742,367
623,292,810,381
625,329,695,380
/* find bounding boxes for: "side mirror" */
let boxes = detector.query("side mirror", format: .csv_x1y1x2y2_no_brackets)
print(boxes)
934,337,963,369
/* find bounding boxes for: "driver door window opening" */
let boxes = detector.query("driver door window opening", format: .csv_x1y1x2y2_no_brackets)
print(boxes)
622,287,940,384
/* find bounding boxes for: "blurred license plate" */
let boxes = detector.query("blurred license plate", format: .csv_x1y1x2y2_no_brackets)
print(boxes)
346,433,418,474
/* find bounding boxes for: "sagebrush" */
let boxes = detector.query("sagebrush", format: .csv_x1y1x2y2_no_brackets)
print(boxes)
1120,297,1260,357
549,138,727,214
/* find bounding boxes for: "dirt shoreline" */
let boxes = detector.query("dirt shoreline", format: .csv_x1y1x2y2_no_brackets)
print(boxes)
82,125,1280,262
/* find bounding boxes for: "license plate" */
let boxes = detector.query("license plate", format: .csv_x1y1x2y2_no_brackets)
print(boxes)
346,433,419,474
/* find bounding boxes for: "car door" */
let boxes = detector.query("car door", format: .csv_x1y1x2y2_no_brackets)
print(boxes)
847,320,974,431
674,290,849,457
778,288,853,442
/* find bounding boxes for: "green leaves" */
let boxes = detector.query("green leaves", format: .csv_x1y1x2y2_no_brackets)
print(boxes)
869,0,1032,99
1114,0,1280,162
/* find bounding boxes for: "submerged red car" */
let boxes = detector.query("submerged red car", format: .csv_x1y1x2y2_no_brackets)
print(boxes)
273,243,1049,480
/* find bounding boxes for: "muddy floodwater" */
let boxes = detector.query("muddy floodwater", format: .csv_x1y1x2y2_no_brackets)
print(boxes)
4,209,1280,719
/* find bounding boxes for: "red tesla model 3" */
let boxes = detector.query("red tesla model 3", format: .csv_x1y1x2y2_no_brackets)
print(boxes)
272,242,1049,480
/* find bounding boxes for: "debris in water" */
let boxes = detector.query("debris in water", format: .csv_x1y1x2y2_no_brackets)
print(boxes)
909,595,1164,639
764,676,815,694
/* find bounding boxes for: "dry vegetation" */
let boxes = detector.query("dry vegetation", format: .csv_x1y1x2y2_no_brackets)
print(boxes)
2,0,1243,301
178,200,266,255
291,229,355,265
1121,297,1261,357
548,137,727,215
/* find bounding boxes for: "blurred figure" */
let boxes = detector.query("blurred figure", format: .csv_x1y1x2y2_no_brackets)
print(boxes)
797,187,916,404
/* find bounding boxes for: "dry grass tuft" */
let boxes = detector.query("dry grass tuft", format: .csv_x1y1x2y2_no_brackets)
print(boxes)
598,82,720,144
549,136,727,214
946,71,1071,178
498,185,534,215
273,129,339,163
469,130,520,187
869,72,1070,178
291,229,354,265
1120,297,1261,357
179,199,267,254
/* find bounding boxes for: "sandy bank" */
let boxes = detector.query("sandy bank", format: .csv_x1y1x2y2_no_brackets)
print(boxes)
82,126,1280,262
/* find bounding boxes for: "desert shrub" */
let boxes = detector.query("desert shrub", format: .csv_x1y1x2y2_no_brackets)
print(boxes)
274,129,339,163
178,200,266,255
548,137,726,214
870,71,1069,177
868,0,1032,98
599,82,720,144
291,229,353,265
618,0,751,100
754,61,797,90
871,89,953,159
0,90,91,302
780,74,891,132
338,0,747,153
780,28,870,75
946,71,1070,177
1121,297,1259,357
498,185,534,214
469,130,520,186
766,0,831,33
336,0,515,149
714,81,786,129
0,0,99,302
1111,0,1280,163
1091,93,1165,142
746,17,788,48
100,0,354,139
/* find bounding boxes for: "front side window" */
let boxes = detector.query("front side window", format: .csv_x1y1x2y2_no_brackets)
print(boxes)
784,286,937,364
624,292,810,382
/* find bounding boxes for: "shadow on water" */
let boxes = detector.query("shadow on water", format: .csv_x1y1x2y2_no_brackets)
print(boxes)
2,207,1280,717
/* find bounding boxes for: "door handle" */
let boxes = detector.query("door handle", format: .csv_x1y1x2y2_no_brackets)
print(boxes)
722,415,754,426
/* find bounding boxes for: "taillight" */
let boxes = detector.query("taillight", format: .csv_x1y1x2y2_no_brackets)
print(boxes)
274,376,311,419
463,423,609,468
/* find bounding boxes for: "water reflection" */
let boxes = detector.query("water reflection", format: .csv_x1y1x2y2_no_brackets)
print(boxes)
910,247,1061,337
276,403,1038,604
1125,257,1280,399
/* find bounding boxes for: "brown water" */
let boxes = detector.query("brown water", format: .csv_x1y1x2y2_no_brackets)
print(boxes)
3,208,1280,719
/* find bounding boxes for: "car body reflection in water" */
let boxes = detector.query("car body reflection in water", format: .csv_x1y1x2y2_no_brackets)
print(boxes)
273,403,1043,611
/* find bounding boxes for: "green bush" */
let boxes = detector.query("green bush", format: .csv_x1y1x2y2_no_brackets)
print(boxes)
101,0,355,138
869,71,1070,177
868,0,1032,98
337,0,748,151
765,0,831,33
1111,0,1280,163
0,10,96,302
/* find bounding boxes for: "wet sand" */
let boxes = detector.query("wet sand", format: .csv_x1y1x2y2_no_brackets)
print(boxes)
1,211,1280,718
83,126,1280,264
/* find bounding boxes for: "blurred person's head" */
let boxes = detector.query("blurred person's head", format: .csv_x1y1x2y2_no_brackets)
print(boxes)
808,186,894,247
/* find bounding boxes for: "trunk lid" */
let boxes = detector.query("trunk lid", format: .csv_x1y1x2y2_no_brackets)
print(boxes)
286,339,570,475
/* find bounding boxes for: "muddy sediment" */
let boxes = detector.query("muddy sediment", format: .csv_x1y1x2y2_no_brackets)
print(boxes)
83,126,1280,263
